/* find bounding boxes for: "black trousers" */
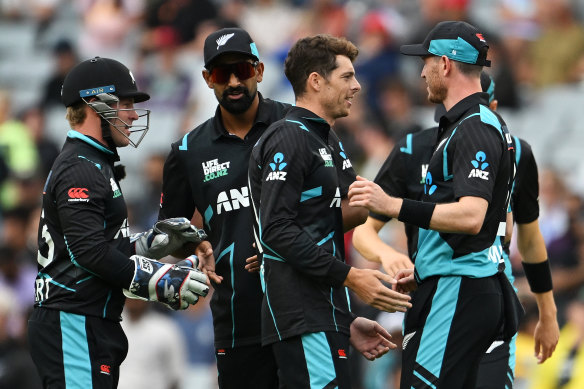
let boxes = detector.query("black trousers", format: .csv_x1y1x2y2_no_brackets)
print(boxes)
400,275,504,389
272,331,351,389
215,343,278,389
28,307,128,389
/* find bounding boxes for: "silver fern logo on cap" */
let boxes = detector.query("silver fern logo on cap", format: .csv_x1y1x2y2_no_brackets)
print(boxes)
216,33,235,50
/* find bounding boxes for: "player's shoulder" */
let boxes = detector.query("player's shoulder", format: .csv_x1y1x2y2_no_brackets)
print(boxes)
260,97,293,118
171,117,215,149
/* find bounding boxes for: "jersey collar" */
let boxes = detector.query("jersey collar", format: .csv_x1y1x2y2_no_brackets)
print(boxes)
439,92,490,129
67,130,114,155
286,106,331,140
211,92,272,140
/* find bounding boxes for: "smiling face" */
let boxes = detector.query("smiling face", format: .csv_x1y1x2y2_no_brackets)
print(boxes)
203,53,264,115
320,55,361,121
421,56,447,104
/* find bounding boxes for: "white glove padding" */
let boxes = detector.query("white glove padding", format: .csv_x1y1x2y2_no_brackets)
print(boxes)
124,255,209,310
131,217,208,259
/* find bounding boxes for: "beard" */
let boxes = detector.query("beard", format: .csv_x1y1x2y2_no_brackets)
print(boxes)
218,86,257,114
427,74,447,104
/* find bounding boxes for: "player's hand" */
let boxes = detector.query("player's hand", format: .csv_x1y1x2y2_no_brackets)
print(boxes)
245,243,260,273
533,315,559,364
132,217,208,259
196,241,223,284
393,269,417,293
348,176,399,218
124,255,209,310
350,317,396,361
380,253,414,279
344,267,412,312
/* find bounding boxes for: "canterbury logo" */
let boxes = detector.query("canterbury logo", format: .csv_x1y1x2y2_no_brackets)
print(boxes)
100,364,111,375
216,33,235,49
68,188,89,199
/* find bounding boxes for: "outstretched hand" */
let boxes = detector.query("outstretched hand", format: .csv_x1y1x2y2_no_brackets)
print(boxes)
350,317,396,361
196,241,223,284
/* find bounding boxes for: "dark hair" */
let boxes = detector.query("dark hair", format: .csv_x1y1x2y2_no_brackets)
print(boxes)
284,34,359,98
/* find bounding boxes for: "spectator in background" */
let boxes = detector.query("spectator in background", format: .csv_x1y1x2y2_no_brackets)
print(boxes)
354,10,402,119
528,0,584,88
375,77,423,139
0,285,41,389
77,0,145,58
119,299,187,389
20,106,59,179
142,0,217,52
0,91,40,211
41,39,78,107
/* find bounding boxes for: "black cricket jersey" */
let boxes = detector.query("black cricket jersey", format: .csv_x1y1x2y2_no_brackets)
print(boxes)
160,96,356,348
501,136,540,284
34,131,135,321
159,95,289,348
510,136,539,224
371,127,438,259
416,93,513,281
248,106,353,346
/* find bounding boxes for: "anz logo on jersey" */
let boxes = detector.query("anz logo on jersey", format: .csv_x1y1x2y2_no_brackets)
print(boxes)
468,151,490,180
217,186,250,214
338,142,352,170
266,152,287,181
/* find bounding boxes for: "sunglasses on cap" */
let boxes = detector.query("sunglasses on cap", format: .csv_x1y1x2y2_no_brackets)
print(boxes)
209,61,258,84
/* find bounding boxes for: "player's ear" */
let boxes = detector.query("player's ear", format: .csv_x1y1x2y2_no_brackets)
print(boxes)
307,72,323,92
490,99,498,111
255,62,265,83
202,69,213,89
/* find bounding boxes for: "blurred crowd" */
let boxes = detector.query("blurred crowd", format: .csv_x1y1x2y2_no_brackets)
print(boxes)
1,0,584,388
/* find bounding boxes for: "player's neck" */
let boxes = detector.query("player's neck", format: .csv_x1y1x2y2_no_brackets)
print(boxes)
220,96,260,139
443,76,482,111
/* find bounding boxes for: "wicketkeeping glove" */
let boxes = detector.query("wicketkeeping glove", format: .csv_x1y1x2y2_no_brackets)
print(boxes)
131,217,208,259
124,255,209,310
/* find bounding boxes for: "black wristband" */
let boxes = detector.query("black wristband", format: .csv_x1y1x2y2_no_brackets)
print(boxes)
522,259,553,293
398,198,436,230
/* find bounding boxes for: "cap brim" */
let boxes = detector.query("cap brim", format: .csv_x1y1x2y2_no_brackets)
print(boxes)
121,91,150,103
400,44,430,57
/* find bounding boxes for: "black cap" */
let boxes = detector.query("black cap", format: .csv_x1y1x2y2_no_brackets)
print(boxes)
401,21,490,67
203,27,260,69
61,57,150,107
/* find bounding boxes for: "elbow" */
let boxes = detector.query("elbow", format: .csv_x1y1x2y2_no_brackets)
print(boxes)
464,217,484,235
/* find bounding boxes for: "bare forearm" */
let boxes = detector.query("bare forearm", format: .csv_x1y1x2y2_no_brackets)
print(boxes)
533,291,557,320
517,220,548,263
353,219,394,263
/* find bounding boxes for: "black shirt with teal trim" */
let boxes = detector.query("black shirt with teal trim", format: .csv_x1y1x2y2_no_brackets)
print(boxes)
248,106,353,345
159,96,357,348
416,92,512,281
511,136,539,225
34,131,135,320
371,127,438,259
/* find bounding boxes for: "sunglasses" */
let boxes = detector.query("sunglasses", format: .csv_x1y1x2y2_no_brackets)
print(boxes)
209,61,258,84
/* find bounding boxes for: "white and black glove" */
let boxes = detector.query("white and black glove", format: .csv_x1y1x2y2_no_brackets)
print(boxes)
124,255,209,310
131,217,208,259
